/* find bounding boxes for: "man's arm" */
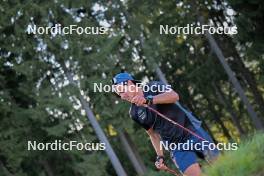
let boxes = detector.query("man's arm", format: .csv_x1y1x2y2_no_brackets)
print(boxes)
152,89,179,104
131,89,179,106
146,128,167,170
146,128,163,156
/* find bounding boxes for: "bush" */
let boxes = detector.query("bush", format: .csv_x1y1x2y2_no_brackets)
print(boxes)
203,133,264,176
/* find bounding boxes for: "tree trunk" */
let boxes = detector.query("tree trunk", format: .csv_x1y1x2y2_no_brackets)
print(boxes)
211,12,264,115
118,129,147,175
199,17,264,130
65,71,127,176
212,83,246,136
221,36,264,116
155,66,169,85
201,119,218,144
0,160,14,176
39,159,55,176
205,96,233,141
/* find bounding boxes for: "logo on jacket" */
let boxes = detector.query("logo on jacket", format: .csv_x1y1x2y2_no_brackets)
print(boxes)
137,108,146,121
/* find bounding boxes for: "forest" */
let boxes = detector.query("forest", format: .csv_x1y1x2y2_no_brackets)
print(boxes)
0,0,264,176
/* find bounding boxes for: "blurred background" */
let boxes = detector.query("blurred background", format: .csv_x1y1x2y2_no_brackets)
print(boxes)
0,0,263,176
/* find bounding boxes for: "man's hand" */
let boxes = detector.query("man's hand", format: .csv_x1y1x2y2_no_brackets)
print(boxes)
155,156,167,170
131,95,146,106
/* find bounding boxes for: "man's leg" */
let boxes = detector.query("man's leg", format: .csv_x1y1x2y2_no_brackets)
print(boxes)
184,163,201,176
172,151,201,176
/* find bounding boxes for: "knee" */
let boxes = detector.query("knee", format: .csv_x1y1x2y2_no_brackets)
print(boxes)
184,163,201,176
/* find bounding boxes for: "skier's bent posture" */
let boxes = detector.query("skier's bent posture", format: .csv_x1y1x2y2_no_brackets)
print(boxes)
112,73,219,176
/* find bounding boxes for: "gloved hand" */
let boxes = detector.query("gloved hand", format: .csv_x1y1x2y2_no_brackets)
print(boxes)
155,155,167,170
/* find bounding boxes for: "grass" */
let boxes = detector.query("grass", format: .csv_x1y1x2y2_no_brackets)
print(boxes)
203,133,264,176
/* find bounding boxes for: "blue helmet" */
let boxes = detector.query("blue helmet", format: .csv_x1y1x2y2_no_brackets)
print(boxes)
112,73,139,85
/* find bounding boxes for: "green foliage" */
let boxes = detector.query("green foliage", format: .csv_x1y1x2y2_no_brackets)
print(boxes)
0,0,263,175
203,133,264,176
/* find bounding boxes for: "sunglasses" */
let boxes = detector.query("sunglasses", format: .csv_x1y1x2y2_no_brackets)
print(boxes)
112,81,129,96
112,78,128,85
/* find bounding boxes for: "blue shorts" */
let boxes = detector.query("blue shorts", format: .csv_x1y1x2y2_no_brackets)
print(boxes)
170,127,219,173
